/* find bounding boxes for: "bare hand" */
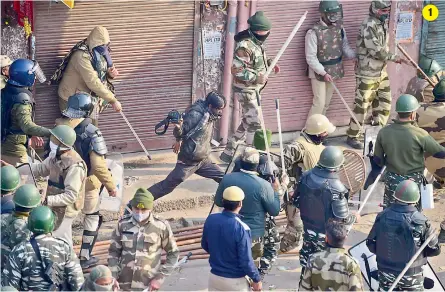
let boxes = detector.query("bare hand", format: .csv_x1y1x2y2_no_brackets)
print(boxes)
273,65,280,74
108,66,119,78
251,281,262,291
394,56,404,64
30,136,44,148
272,177,280,192
112,279,120,291
111,100,122,112
354,212,361,223
149,279,161,291
108,189,118,197
256,73,268,84
172,141,181,154
323,73,333,82
0,160,12,167
281,173,290,187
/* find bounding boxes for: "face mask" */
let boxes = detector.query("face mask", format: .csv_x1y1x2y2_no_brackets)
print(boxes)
379,13,389,22
49,141,59,158
93,280,114,291
326,12,341,24
94,45,113,68
307,133,327,145
252,31,270,43
133,211,150,222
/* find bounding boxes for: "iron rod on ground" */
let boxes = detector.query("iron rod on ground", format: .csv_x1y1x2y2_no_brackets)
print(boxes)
397,44,435,87
120,111,152,160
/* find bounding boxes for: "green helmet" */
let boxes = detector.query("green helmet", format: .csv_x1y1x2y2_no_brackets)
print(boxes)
395,94,420,113
28,206,55,235
433,78,445,101
49,125,76,148
318,146,345,170
1,165,20,192
394,180,420,204
13,184,41,208
319,0,341,13
418,55,442,78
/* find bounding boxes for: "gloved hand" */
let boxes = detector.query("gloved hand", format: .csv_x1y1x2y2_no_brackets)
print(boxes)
425,227,439,248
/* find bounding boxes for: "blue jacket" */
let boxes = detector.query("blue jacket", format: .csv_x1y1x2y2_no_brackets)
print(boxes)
215,171,280,239
201,211,261,283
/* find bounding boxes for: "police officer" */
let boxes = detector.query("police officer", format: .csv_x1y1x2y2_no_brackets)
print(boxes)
366,180,441,291
293,146,354,274
366,94,445,209
1,59,51,165
81,265,120,291
405,55,443,103
1,165,21,218
55,92,117,268
30,125,87,247
1,184,41,270
108,188,179,291
299,218,364,291
3,206,84,291
281,114,336,252
346,0,409,149
1,55,13,89
220,11,280,163
202,186,262,291
305,0,355,120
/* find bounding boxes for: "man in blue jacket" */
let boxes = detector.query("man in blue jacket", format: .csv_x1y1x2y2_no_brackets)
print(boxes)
215,147,281,263
202,186,262,291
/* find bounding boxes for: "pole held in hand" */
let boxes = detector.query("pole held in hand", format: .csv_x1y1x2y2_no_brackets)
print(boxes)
397,44,436,87
120,111,152,160
276,99,289,202
331,81,364,134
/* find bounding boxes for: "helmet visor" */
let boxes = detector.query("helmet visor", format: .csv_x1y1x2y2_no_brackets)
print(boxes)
30,61,47,83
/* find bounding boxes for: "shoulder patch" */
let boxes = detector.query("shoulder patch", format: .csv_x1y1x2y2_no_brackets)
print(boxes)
235,216,250,231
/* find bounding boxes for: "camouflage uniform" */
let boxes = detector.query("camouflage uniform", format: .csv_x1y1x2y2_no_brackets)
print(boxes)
2,234,84,291
300,229,326,269
405,71,444,103
221,30,268,159
108,213,180,291
417,102,445,188
259,215,280,276
0,213,31,270
378,271,423,291
299,247,364,291
281,132,325,252
347,7,396,138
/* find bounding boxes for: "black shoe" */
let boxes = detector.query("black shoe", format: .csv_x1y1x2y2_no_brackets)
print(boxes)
347,137,364,149
219,152,232,164
439,229,445,244
80,256,99,269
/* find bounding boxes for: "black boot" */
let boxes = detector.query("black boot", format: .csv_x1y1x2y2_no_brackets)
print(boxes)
79,230,100,269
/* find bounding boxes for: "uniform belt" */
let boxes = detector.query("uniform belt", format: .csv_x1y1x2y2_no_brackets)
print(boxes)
320,56,342,66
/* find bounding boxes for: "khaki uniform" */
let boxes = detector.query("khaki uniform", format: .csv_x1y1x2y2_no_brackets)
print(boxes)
281,133,325,251
57,26,116,117
108,213,180,291
31,150,87,247
405,71,444,103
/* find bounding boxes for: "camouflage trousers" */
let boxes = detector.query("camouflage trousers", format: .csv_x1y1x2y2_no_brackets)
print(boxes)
251,237,264,263
378,270,424,291
280,203,303,252
384,171,423,210
259,215,280,276
299,229,326,269
222,90,261,157
347,72,391,138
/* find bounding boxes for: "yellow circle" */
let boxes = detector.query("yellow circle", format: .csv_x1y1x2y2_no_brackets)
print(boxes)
423,4,439,21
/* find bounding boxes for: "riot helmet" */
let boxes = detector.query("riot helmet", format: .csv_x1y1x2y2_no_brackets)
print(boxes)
395,94,420,113
1,165,20,194
13,184,41,209
319,0,343,24
318,146,345,171
49,125,77,149
28,206,55,235
7,59,46,87
394,180,420,204
433,78,445,101
418,55,442,78
63,92,95,118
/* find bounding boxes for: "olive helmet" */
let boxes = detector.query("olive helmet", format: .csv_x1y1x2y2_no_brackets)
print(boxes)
395,94,420,113
418,55,442,78
394,180,420,204
1,165,21,193
28,206,55,235
433,78,445,101
49,125,76,148
13,184,41,209
318,146,345,170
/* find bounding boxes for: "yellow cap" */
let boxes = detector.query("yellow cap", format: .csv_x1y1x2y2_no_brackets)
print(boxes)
223,186,245,201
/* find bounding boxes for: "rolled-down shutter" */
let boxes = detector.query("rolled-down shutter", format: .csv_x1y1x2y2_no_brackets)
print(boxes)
424,1,445,65
256,1,370,132
34,0,195,152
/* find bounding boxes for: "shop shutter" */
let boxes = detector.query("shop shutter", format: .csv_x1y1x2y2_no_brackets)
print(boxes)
424,1,445,65
256,1,371,132
33,0,195,152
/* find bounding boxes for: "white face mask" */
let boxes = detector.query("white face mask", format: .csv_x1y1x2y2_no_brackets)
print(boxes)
49,141,59,158
133,211,150,222
93,279,115,291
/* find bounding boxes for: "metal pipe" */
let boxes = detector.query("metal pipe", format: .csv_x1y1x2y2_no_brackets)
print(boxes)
219,0,238,144
331,82,364,134
397,44,435,87
120,111,152,160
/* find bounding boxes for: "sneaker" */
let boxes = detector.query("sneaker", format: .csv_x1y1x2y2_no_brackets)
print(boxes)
80,256,99,269
219,152,233,164
347,137,364,149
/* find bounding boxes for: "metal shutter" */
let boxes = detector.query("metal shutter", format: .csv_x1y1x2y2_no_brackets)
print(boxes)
424,0,445,65
34,0,195,152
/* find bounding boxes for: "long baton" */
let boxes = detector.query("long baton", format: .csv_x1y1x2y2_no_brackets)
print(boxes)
388,229,437,292
275,99,289,201
256,92,272,164
120,111,152,160
397,44,436,87
331,81,364,134
264,11,308,79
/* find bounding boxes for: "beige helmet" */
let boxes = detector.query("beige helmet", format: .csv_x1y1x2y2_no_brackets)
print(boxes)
223,186,245,201
0,55,13,68
304,114,336,135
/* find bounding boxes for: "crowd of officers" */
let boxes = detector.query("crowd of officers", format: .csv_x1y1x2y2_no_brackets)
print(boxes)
1,0,445,291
